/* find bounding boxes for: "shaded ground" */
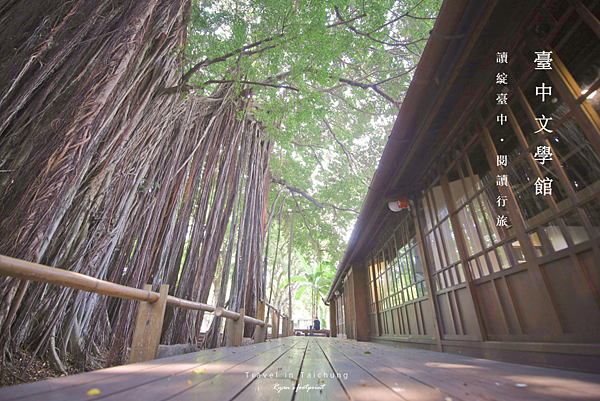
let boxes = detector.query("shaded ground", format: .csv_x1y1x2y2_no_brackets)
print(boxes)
0,350,88,388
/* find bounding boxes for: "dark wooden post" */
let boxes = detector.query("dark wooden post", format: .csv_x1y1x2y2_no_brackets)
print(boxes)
282,315,289,337
329,299,337,337
272,310,279,339
350,265,371,341
255,300,266,343
129,284,169,364
226,307,245,346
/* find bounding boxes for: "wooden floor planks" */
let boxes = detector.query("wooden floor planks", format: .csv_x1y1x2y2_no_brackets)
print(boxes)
1,337,599,400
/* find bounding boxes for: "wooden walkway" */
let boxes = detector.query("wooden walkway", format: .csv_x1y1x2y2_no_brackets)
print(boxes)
1,337,600,400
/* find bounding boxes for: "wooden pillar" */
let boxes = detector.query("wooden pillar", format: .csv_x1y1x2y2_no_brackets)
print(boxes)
281,315,288,337
129,284,169,364
255,300,267,343
226,307,245,346
329,299,337,337
272,310,279,339
290,319,294,336
350,265,371,341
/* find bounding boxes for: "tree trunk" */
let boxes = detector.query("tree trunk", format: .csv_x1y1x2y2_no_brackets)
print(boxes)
0,0,272,369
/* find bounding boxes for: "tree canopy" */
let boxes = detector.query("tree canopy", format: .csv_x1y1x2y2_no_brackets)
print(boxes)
181,0,440,263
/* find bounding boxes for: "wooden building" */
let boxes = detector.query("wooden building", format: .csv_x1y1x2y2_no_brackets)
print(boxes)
326,0,600,373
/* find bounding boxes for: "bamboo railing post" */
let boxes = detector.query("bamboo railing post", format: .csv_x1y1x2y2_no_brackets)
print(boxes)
129,284,169,364
255,299,266,343
226,307,244,347
272,310,279,339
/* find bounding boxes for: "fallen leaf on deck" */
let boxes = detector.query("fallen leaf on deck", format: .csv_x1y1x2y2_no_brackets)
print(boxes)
187,379,193,385
318,378,325,383
364,351,371,354
86,388,101,396
291,378,298,381
358,382,368,387
192,368,207,374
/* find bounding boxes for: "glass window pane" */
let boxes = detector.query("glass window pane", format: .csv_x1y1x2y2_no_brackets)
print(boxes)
444,270,453,287
469,260,481,280
456,263,465,283
431,184,449,222
508,158,552,226
496,244,512,269
440,218,460,264
458,204,483,256
562,211,591,245
582,198,600,237
411,245,425,282
478,255,490,277
435,273,443,290
434,228,448,267
471,198,494,248
543,219,568,251
426,232,443,271
550,117,600,197
487,250,501,273
450,266,459,285
402,254,412,286
528,229,550,256
541,161,573,211
448,164,468,209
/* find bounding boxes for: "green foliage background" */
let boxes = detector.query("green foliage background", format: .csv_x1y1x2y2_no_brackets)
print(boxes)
184,0,441,314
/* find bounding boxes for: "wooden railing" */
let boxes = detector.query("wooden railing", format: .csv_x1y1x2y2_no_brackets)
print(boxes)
0,254,290,364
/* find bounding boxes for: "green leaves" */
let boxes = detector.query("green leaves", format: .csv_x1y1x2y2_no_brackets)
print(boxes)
184,0,441,300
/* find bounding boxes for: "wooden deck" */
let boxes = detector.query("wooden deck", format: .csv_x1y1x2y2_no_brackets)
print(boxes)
1,337,599,400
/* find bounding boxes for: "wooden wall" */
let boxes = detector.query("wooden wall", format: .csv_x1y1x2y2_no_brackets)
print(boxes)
333,0,600,373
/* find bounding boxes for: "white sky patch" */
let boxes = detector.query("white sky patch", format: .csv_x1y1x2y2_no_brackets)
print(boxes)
342,226,353,242
214,25,232,39
353,136,369,147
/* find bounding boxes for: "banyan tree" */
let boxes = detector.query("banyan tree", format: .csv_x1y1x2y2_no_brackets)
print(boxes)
0,0,437,376
0,0,272,370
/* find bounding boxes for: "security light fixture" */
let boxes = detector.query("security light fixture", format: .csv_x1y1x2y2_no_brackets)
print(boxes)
388,197,410,212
